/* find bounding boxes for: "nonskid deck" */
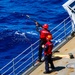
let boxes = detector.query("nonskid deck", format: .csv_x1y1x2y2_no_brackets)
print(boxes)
29,37,75,75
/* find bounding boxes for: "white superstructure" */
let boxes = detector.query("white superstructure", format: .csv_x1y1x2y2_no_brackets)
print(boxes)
63,0,75,32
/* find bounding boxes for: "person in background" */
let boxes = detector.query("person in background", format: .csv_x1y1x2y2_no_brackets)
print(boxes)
42,35,55,74
35,22,52,62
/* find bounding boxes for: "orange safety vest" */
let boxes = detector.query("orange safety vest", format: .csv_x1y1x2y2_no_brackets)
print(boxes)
40,29,52,40
44,41,53,55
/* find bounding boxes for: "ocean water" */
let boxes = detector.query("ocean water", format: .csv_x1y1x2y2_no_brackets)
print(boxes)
0,0,69,69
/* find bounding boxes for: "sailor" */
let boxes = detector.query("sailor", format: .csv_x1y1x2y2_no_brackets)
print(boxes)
35,22,52,62
42,35,55,74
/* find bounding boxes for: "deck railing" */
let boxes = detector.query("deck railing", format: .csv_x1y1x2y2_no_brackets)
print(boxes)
0,16,72,75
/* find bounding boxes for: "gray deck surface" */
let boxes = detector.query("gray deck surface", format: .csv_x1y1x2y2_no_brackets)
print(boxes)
29,37,75,75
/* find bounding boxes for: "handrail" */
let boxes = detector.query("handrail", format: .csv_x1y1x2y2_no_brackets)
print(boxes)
0,16,72,75
50,16,70,32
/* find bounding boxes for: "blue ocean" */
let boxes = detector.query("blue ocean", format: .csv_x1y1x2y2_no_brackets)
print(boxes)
0,0,69,69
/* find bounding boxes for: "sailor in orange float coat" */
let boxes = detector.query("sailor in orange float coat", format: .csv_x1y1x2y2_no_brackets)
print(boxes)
42,35,55,74
35,22,52,62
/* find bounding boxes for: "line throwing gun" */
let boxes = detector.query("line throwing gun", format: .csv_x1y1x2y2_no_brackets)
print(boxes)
26,15,42,27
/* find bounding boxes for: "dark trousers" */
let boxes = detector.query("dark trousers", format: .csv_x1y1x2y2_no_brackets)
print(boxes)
38,39,46,61
44,54,55,72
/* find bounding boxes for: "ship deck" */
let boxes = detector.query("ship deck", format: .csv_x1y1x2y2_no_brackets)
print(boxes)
29,37,75,75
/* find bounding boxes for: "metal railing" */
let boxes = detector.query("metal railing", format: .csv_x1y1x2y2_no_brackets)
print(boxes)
0,16,72,75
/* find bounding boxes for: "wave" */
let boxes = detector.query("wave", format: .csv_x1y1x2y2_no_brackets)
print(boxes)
26,31,38,35
0,0,68,69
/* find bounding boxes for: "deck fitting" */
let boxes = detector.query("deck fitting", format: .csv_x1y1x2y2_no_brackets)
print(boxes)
69,53,74,59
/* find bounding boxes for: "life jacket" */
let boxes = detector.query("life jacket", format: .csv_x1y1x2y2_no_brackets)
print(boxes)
40,29,52,40
44,41,53,55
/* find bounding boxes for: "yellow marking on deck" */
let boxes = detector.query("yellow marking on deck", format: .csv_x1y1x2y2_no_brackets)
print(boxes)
53,54,70,58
